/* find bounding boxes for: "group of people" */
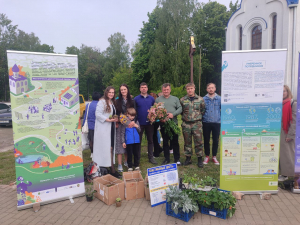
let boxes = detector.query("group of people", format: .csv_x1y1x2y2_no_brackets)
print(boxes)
83,82,221,178
83,82,296,182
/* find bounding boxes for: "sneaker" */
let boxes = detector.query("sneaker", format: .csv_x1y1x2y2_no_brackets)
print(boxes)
203,156,209,165
124,161,128,167
176,161,181,166
118,164,123,172
278,175,288,182
170,149,173,154
90,153,93,158
128,168,133,171
212,156,220,165
135,167,140,171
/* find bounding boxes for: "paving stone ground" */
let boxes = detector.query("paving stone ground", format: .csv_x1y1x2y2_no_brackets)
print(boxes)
1,185,300,225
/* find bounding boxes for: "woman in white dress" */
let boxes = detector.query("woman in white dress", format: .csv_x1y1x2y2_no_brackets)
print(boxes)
93,86,120,178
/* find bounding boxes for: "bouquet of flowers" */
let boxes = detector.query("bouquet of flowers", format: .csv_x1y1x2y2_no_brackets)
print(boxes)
147,102,180,139
119,114,131,126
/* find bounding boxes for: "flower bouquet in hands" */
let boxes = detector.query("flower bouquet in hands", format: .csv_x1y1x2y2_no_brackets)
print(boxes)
119,114,131,126
147,102,180,139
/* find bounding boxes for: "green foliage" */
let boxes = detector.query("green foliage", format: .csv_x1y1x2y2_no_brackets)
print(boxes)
85,185,97,197
165,185,199,214
116,197,122,202
184,188,237,218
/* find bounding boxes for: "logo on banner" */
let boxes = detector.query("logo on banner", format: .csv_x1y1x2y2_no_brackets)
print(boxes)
243,60,266,70
222,61,228,71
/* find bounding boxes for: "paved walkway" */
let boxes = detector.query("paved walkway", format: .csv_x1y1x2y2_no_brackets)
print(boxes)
1,185,300,225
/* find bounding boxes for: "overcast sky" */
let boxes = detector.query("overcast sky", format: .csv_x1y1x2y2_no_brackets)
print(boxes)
1,0,238,54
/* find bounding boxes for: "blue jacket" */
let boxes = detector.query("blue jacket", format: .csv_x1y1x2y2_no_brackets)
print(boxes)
134,94,155,125
202,94,221,123
121,120,141,145
83,100,98,130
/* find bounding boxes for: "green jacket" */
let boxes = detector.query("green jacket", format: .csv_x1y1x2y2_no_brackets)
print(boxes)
180,94,206,122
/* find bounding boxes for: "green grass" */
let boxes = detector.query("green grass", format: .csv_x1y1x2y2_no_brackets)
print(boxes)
0,116,221,185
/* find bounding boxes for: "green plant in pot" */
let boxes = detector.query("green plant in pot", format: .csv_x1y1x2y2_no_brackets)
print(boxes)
165,185,199,214
200,176,217,188
116,197,122,207
85,185,97,202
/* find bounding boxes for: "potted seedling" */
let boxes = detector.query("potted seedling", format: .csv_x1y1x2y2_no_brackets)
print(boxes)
85,185,97,202
116,197,122,207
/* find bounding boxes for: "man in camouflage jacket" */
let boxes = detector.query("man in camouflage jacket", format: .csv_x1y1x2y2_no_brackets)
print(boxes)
180,83,206,168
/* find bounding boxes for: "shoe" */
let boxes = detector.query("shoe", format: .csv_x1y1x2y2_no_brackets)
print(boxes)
203,156,209,164
176,161,181,166
149,157,158,164
184,156,192,166
197,157,203,168
278,175,288,182
118,164,123,172
170,149,173,154
135,167,140,171
124,161,128,167
128,168,133,171
111,171,122,179
161,159,170,165
90,153,93,158
212,156,219,165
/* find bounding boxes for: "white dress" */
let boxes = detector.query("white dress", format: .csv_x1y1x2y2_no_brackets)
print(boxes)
93,99,116,167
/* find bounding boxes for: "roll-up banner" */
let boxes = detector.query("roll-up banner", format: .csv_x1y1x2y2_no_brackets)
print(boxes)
220,49,287,194
293,53,300,193
7,50,85,210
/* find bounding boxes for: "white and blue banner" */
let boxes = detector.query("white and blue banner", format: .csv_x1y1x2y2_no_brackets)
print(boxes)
147,164,178,207
220,49,287,193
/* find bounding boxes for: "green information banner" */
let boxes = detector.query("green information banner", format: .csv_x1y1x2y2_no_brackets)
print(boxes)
220,50,287,193
7,51,85,209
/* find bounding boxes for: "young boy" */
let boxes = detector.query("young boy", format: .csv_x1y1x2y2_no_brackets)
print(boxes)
121,108,141,171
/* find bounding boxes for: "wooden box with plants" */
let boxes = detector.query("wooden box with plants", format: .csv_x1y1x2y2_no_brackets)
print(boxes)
182,174,218,191
165,186,199,222
184,188,237,219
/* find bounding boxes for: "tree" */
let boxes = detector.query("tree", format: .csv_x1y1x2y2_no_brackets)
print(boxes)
103,32,130,86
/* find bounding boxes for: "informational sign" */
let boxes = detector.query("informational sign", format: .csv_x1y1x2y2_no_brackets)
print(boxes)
147,164,178,207
220,49,287,193
7,50,85,209
294,53,300,193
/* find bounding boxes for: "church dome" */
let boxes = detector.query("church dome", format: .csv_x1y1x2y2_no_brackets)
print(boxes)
12,64,19,72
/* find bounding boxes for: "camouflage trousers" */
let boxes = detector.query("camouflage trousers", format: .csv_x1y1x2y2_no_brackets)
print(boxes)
182,121,203,157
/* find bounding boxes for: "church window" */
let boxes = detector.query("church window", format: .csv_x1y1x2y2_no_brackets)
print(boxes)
21,82,23,86
25,81,27,85
252,25,262,50
239,27,242,50
272,15,277,49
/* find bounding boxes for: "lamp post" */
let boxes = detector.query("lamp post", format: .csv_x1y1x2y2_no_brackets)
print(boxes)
189,36,196,83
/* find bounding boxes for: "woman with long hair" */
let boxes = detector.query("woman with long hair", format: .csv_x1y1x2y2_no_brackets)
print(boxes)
115,84,136,172
93,86,120,178
279,85,296,181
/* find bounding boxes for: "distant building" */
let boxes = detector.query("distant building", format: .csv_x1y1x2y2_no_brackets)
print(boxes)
61,78,79,108
226,0,299,96
9,64,28,95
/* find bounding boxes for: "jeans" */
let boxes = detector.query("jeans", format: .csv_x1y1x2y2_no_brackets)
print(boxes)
160,122,180,162
203,122,220,157
126,143,140,168
139,125,154,160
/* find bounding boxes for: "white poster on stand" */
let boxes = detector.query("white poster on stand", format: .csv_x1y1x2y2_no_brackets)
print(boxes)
220,49,287,193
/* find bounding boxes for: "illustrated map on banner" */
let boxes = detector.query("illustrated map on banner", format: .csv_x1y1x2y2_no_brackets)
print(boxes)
7,51,85,209
220,50,287,192
147,164,178,207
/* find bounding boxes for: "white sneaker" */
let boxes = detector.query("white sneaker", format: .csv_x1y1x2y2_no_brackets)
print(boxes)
118,164,123,172
278,175,288,182
135,167,140,171
90,153,93,158
170,149,173,154
128,168,133,171
124,161,128,167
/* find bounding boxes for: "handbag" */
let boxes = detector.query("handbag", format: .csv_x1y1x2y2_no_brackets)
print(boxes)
82,132,90,150
82,103,90,133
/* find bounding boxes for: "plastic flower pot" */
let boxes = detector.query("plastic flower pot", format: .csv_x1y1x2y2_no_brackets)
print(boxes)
116,201,122,207
86,195,93,202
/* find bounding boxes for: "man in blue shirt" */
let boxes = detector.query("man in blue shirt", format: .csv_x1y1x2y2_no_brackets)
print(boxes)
134,82,158,164
202,83,221,165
